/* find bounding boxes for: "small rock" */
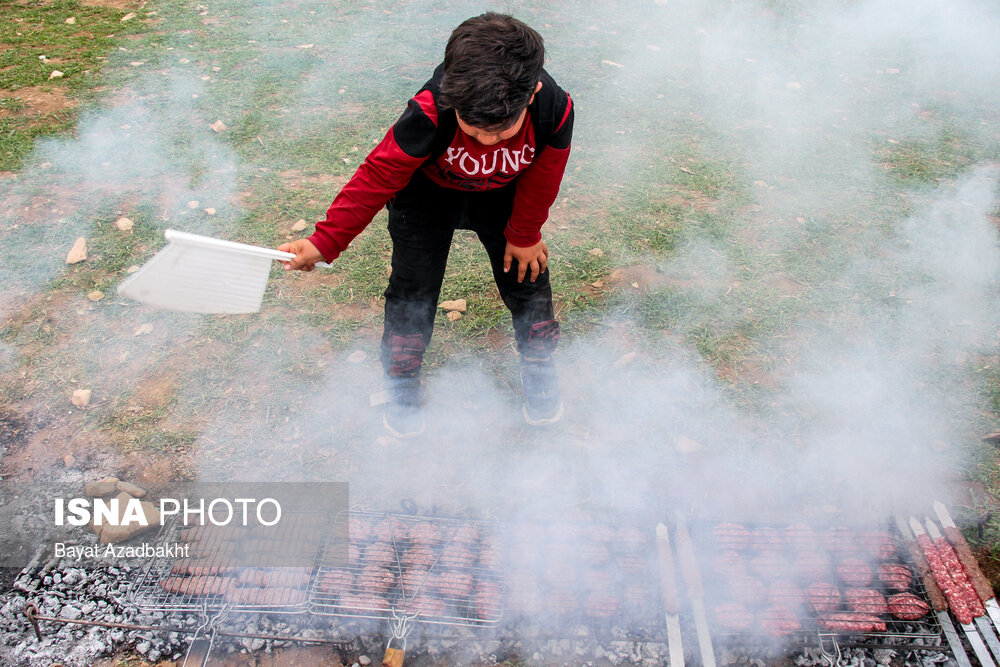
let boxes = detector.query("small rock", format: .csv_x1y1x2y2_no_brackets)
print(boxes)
136,640,151,655
66,237,87,264
71,389,92,408
675,435,703,453
209,120,227,133
116,481,147,498
359,656,372,666
85,477,119,497
87,290,104,301
438,299,466,312
49,70,64,80
591,280,604,288
99,497,161,544
186,200,199,209
446,311,462,322
63,454,76,468
346,350,367,364
204,207,216,215
65,16,76,24
115,217,134,231
291,219,308,232
59,605,82,621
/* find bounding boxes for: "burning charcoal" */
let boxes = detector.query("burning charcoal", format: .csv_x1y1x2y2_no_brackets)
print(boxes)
579,540,611,566
449,523,480,546
582,590,620,619
439,543,475,569
767,580,806,610
409,521,442,548
363,541,397,568
752,526,784,551
836,558,873,587
888,592,930,621
784,524,817,551
586,522,617,543
614,525,648,552
474,581,503,620
401,545,436,569
759,605,802,636
877,562,913,592
807,581,842,614
712,601,755,632
547,587,579,616
750,550,791,580
792,550,831,581
348,515,373,543
844,588,888,615
712,522,752,550
358,565,395,594
617,551,650,577
432,571,474,600
820,612,887,633
711,550,748,578
315,568,353,594
375,516,409,542
727,575,767,606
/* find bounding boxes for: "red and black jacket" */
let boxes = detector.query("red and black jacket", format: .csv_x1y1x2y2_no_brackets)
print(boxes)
308,65,574,262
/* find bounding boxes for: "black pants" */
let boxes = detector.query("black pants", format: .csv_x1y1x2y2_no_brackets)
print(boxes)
381,172,556,377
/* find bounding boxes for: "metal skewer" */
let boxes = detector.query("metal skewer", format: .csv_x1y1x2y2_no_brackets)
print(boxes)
657,522,685,667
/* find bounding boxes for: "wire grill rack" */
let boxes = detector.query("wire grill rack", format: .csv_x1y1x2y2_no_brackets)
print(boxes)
127,512,330,614
691,521,944,645
309,511,504,627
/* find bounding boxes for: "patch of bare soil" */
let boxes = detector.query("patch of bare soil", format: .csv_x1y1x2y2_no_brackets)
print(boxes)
79,0,142,9
0,86,74,119
605,263,668,294
279,170,349,191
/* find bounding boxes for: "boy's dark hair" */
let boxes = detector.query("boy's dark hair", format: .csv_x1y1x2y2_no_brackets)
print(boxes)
440,13,545,130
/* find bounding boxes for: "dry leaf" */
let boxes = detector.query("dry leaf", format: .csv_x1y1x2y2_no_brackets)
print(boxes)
126,265,140,274
121,12,135,21
346,350,367,364
209,119,227,133
87,291,104,302
591,280,604,288
602,60,624,68
439,299,467,312
297,43,314,49
291,219,307,232
115,217,133,231
65,17,76,24
71,389,92,408
66,237,87,264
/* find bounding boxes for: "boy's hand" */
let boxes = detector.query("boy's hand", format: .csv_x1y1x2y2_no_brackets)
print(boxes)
277,238,324,272
504,240,549,283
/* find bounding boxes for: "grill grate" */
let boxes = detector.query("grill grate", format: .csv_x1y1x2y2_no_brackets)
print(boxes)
692,521,944,645
309,511,504,627
127,513,330,613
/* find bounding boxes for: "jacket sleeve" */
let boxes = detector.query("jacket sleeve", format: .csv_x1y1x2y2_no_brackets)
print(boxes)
308,90,438,262
504,92,574,248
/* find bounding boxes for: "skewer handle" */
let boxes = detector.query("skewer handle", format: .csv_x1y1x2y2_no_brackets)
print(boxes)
656,523,681,615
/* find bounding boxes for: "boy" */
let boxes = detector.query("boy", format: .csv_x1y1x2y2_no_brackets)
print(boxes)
279,13,574,438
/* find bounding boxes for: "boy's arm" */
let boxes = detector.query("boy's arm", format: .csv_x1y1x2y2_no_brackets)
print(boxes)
284,91,439,267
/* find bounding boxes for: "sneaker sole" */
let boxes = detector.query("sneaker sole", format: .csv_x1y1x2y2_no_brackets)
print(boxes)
382,413,426,439
523,401,564,426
